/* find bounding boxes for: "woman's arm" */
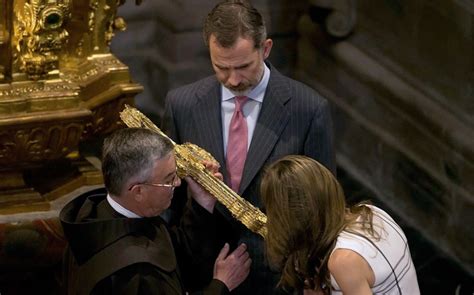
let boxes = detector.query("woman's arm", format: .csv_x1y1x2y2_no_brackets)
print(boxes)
328,249,375,295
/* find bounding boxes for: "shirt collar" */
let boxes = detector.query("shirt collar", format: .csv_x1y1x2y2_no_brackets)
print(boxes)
107,193,142,218
221,62,270,103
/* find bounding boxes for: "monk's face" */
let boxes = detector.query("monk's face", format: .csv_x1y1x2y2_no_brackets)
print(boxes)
135,152,181,217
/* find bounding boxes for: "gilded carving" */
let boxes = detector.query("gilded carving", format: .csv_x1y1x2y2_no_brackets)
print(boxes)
88,0,98,34
63,66,99,83
0,123,84,165
0,0,143,211
63,55,122,82
88,0,126,52
62,54,125,83
0,83,75,97
104,2,127,47
95,55,123,67
13,0,71,80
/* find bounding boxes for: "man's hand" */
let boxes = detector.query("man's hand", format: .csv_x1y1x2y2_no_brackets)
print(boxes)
213,243,251,291
185,160,222,213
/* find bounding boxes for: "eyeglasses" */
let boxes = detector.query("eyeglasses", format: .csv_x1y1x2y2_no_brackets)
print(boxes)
129,172,180,191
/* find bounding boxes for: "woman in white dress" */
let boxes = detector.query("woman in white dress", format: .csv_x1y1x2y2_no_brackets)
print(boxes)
260,155,420,295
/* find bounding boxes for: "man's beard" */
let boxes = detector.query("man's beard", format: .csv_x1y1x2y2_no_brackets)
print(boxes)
228,83,252,96
224,63,264,96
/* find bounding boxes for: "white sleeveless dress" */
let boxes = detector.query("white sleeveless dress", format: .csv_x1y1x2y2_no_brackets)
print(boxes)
329,205,420,294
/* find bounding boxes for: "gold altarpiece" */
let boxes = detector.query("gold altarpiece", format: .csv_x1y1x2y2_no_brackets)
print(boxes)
0,0,143,215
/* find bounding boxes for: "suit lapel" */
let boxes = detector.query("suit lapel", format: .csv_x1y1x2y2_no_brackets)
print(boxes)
239,66,291,194
192,79,227,178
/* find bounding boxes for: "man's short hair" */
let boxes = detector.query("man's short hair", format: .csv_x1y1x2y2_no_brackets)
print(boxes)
203,0,267,48
101,128,174,196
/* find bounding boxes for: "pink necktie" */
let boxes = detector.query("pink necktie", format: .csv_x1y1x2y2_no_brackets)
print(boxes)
226,96,249,192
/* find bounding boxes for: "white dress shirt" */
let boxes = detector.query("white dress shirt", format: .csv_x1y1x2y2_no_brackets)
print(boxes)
107,194,142,218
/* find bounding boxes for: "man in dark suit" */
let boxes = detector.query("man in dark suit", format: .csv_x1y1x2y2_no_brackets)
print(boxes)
162,1,335,294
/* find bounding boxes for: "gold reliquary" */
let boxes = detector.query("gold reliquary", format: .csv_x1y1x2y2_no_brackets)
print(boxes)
0,0,143,214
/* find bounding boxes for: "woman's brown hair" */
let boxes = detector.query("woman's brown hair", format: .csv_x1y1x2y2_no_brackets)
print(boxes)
261,155,375,293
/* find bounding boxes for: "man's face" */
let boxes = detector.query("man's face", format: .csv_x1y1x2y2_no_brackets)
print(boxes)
137,152,181,217
209,35,272,96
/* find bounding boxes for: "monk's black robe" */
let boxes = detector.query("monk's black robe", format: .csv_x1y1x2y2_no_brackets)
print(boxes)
60,188,227,295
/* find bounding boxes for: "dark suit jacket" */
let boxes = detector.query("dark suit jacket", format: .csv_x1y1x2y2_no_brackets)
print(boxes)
60,188,228,295
162,63,335,294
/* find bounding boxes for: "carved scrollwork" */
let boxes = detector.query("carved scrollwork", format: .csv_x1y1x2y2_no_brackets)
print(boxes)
0,123,84,166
